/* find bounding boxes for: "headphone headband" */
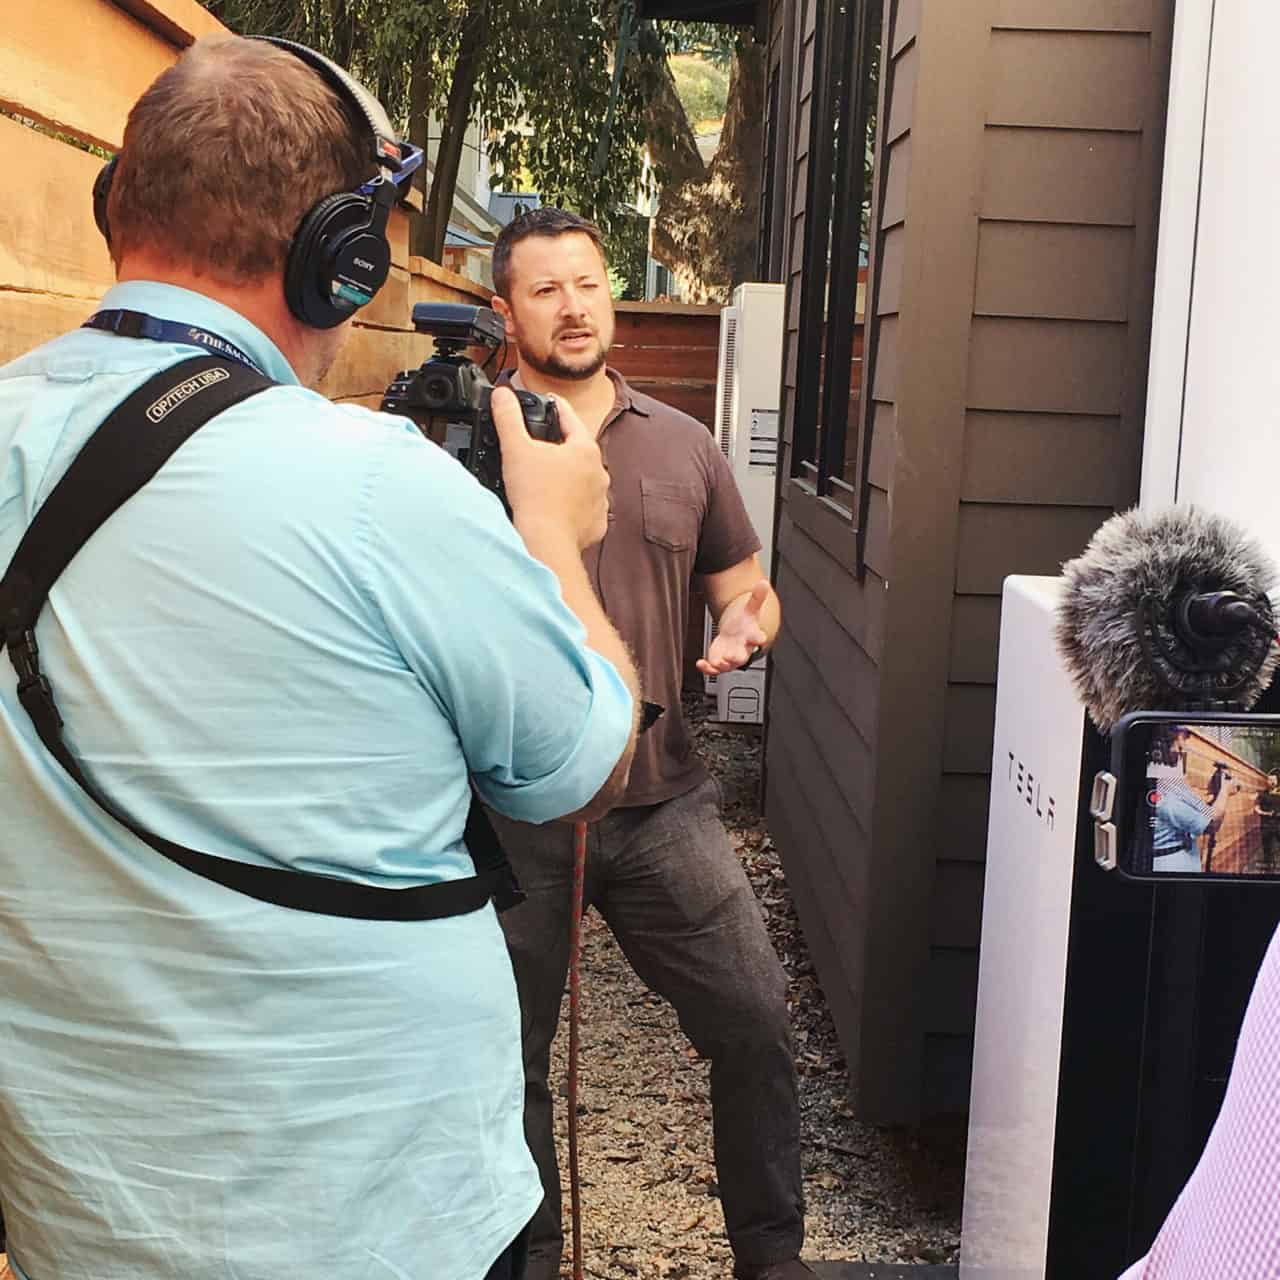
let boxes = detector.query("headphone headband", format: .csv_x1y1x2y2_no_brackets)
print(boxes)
247,36,408,176
93,37,423,331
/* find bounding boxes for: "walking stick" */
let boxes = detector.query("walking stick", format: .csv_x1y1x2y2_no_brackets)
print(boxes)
567,818,588,1280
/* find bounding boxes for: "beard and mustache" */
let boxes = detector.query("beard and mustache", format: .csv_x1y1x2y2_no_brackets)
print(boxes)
514,324,609,382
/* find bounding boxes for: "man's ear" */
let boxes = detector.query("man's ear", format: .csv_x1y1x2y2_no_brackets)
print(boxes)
492,294,516,338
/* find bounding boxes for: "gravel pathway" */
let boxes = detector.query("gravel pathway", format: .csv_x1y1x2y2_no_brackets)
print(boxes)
544,695,963,1278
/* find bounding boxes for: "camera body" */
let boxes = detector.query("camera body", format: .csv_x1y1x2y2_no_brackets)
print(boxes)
381,303,561,511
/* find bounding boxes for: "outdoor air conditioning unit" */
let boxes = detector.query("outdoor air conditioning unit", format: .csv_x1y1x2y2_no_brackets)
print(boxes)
704,282,785,723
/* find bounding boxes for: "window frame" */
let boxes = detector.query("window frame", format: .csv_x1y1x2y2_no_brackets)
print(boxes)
790,0,881,525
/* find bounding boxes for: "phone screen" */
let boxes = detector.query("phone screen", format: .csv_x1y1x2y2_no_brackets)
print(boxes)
1118,717,1280,878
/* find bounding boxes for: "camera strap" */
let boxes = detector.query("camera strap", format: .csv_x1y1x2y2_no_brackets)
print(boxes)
0,353,524,922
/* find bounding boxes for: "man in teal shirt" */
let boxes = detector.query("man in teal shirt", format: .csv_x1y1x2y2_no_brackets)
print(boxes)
0,36,637,1280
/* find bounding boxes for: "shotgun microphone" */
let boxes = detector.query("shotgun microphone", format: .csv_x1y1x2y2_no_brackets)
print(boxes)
1055,505,1280,729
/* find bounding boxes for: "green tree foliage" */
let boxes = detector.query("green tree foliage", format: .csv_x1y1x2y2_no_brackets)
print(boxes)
202,0,675,259
659,20,739,69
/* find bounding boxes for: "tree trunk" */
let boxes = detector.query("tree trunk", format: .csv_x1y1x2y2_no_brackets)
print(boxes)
408,40,434,259
638,23,706,193
422,2,490,264
329,0,356,70
651,37,766,303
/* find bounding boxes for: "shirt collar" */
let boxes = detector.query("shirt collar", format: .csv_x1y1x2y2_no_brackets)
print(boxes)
505,367,652,421
95,281,300,386
605,368,650,418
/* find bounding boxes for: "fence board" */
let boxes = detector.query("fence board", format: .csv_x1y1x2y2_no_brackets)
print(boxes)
112,0,227,46
632,382,716,428
0,293,94,367
2,0,201,150
608,344,717,382
0,116,114,300
316,325,420,403
613,311,721,349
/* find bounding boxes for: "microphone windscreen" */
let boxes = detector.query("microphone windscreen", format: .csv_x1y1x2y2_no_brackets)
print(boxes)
1055,505,1279,730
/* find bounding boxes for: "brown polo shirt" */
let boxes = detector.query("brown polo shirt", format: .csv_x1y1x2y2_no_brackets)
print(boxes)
510,369,762,807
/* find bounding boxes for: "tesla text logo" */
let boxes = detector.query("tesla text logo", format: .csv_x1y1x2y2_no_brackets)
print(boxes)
1008,751,1056,830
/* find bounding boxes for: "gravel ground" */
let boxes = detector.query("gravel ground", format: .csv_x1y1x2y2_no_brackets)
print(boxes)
545,692,964,1278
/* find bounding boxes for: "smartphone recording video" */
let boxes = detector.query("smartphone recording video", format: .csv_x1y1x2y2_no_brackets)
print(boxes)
1107,713,1280,880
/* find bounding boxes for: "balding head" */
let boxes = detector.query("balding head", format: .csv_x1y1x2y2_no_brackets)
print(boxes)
106,36,374,282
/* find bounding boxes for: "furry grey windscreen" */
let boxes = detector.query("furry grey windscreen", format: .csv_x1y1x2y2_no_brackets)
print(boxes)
1056,506,1280,730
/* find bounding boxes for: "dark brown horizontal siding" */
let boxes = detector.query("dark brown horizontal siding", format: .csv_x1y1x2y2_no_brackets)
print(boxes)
893,0,920,52
922,1034,975,1117
795,96,812,164
761,0,1178,1126
954,502,1115,594
779,481,888,579
983,128,1141,225
993,0,1153,29
975,222,1133,320
968,317,1128,414
768,687,874,898
961,411,1132,506
766,751,868,1081
941,685,997,775
884,41,918,144
880,135,911,229
948,595,1001,684
988,31,1150,131
775,562,880,743
930,860,986,949
925,948,980,1036
876,225,905,315
777,518,888,662
767,691,876,1049
866,401,894,490
871,315,899,400
770,643,876,824
934,775,992,863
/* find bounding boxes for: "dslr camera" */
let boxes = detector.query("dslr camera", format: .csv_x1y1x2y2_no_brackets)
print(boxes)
381,303,561,512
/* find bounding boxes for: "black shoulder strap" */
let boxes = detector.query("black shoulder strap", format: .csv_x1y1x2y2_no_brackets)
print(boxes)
0,355,522,922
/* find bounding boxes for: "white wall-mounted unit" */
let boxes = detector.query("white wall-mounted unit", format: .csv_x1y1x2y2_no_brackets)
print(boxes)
705,282,785,722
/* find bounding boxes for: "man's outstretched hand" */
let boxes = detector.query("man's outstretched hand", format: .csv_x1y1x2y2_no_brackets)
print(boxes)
697,580,771,675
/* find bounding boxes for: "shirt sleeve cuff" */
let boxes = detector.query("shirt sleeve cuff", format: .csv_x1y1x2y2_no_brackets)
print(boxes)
472,651,635,824
695,536,764,578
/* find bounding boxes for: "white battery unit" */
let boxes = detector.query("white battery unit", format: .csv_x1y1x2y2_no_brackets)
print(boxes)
705,282,785,723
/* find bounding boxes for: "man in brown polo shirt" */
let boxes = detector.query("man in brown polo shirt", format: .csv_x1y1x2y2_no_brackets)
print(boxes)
486,207,808,1280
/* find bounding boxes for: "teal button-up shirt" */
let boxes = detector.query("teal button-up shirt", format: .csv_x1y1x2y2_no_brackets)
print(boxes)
0,282,632,1278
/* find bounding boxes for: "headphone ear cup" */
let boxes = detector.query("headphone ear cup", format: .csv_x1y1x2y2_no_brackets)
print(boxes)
93,156,118,248
285,193,357,329
286,192,390,330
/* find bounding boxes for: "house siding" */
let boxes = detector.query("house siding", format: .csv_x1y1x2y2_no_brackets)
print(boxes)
762,0,1174,1122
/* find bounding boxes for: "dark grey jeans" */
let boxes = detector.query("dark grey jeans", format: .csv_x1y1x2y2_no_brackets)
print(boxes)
490,777,803,1278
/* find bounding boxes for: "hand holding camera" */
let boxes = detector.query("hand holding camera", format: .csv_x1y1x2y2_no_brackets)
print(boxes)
490,388,610,552
382,303,565,514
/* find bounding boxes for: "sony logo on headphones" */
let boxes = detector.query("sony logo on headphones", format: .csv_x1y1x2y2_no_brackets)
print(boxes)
353,257,376,272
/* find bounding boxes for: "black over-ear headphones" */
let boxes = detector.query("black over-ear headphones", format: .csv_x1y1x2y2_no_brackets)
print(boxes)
92,36,423,330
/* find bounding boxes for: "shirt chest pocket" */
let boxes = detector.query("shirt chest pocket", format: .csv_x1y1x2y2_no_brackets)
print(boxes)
640,478,701,553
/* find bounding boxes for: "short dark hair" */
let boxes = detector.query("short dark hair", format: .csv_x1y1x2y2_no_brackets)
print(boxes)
492,207,607,299
109,37,372,280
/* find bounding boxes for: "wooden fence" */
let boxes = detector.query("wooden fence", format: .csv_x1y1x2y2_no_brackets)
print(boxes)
0,0,490,394
1,0,725,419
